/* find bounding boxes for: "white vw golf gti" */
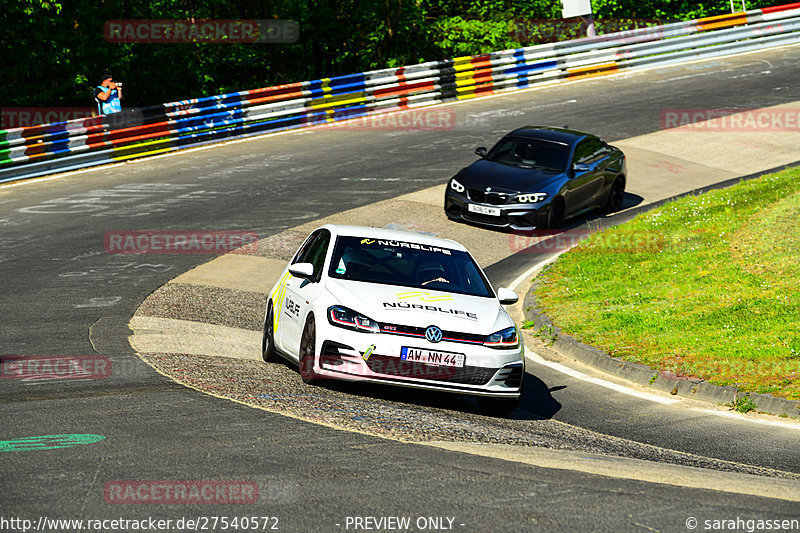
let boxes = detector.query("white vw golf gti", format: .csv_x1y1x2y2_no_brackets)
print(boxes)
262,225,524,415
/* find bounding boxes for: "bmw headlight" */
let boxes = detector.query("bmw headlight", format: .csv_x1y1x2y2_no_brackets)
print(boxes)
328,306,380,333
484,326,519,348
450,178,466,193
516,192,548,203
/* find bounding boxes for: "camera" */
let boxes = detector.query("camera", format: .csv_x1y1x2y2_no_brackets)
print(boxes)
115,82,123,87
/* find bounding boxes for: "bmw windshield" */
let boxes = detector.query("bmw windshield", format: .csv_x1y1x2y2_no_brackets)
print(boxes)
486,137,569,171
328,236,494,298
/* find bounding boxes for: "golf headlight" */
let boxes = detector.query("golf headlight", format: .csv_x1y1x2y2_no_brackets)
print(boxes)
450,178,466,193
484,326,519,348
328,306,380,333
516,192,548,203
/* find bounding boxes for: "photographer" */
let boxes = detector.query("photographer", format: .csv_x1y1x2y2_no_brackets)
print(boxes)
94,73,123,115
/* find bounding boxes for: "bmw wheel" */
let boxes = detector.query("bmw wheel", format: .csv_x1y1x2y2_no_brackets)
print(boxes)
261,301,279,363
299,315,318,384
546,198,565,229
606,176,625,212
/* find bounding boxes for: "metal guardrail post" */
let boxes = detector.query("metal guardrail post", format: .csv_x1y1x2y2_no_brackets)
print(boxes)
2,3,799,184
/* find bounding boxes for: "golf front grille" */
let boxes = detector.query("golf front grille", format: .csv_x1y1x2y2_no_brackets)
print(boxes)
364,354,496,385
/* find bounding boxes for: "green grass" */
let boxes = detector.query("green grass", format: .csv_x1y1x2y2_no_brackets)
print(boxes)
729,394,758,414
535,167,800,400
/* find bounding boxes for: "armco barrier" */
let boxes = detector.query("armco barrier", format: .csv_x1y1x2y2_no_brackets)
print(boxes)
2,3,799,184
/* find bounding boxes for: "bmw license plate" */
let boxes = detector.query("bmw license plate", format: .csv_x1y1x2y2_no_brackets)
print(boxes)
401,347,465,368
467,203,500,216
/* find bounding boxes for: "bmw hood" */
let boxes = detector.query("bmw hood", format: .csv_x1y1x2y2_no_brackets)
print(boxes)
325,279,510,334
457,160,563,192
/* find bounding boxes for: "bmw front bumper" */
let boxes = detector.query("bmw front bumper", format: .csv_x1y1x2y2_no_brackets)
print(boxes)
444,190,549,231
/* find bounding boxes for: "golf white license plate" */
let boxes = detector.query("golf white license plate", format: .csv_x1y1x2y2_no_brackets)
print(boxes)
467,204,501,216
401,347,465,368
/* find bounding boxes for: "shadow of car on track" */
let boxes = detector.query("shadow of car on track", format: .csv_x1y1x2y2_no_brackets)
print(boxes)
265,357,562,420
564,192,644,231
516,374,563,420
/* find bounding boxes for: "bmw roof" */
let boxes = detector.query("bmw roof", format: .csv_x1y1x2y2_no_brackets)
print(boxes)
504,125,590,145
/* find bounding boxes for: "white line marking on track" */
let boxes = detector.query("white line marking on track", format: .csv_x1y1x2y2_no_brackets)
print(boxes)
526,344,800,428
506,253,565,293
525,347,680,405
510,236,800,428
687,407,800,430
508,257,679,406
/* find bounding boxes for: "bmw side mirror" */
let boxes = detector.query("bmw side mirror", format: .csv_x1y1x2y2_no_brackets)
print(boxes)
497,287,519,305
288,262,315,280
475,147,487,157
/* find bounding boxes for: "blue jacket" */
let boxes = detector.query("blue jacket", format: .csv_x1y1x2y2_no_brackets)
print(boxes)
95,86,122,115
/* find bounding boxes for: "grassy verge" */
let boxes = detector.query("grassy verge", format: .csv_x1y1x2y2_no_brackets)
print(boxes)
534,167,800,400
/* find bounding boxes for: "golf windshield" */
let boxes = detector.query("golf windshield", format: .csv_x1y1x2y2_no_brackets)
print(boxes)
328,236,494,298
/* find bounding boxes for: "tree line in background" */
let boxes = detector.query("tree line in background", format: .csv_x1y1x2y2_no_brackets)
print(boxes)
0,0,782,109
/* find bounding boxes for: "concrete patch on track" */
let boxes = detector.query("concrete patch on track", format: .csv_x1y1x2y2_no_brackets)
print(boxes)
170,254,285,294
620,102,800,177
612,144,739,203
424,442,800,503
136,283,264,331
136,347,799,481
128,101,800,485
130,316,261,360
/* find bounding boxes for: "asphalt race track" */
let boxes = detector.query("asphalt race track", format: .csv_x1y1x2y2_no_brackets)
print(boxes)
2,46,800,531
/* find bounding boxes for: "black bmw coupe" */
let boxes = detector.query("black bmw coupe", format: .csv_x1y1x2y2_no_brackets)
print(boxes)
444,126,626,230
